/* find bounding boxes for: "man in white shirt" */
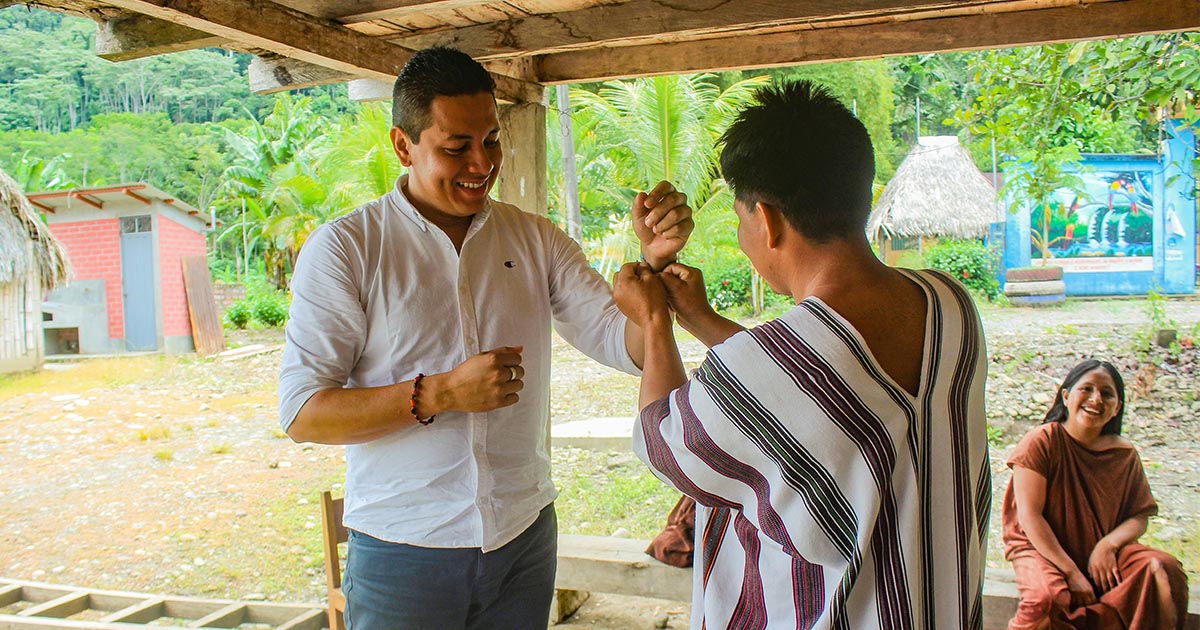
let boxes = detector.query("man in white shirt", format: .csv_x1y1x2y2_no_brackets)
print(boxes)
278,46,693,629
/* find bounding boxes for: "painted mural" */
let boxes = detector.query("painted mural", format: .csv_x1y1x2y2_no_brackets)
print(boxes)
1032,169,1154,272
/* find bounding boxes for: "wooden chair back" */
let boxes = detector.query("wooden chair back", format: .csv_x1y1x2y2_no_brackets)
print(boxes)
320,490,348,630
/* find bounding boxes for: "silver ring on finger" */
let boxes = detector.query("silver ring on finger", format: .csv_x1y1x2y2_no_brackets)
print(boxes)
509,366,518,382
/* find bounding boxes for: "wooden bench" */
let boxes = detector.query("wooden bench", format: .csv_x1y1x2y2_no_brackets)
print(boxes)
552,539,1200,629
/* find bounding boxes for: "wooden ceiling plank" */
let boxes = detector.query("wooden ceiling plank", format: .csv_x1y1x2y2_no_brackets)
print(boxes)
96,0,541,102
391,0,1021,58
341,0,497,24
537,0,1200,83
288,0,499,24
248,56,355,93
96,13,227,61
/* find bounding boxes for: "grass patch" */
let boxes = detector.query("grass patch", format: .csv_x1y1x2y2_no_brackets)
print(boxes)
210,444,233,455
163,468,346,600
136,425,171,441
554,449,681,539
1145,518,1200,574
153,449,174,461
0,355,174,396
205,393,276,414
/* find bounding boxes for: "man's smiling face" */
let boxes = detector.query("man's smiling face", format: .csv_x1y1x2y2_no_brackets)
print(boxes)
392,91,503,223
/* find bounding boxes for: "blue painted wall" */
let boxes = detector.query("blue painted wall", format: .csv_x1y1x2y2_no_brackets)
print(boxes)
1003,118,1197,296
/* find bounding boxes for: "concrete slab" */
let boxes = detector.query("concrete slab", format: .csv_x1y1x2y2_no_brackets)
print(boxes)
551,417,634,452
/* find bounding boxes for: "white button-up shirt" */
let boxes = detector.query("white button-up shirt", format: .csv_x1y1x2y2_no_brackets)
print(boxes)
279,178,638,551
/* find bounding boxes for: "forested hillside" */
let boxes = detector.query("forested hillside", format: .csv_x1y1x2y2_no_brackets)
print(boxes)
0,6,353,206
2,4,1194,300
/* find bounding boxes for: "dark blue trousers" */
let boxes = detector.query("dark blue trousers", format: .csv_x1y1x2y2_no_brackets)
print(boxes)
344,503,557,630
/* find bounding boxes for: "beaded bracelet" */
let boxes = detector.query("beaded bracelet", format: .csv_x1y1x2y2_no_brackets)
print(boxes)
411,373,435,426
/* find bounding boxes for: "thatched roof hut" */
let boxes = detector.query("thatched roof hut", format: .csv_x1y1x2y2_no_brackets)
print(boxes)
0,167,69,290
1,166,69,372
868,136,999,240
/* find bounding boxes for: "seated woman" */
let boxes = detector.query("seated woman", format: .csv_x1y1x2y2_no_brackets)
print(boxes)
1003,359,1188,629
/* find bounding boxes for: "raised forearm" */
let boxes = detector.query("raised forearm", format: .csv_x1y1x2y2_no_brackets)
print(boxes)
623,318,647,370
678,308,745,349
639,316,688,409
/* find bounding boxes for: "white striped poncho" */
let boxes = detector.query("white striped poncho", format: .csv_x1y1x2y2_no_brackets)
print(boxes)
635,269,990,630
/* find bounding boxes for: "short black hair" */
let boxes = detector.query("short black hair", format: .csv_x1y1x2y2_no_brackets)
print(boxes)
719,80,875,242
392,46,496,142
1041,359,1126,435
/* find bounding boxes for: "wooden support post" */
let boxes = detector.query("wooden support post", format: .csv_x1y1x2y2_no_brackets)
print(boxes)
496,95,548,217
548,588,590,625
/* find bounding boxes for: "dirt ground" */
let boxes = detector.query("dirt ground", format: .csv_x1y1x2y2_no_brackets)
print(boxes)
1,296,1198,629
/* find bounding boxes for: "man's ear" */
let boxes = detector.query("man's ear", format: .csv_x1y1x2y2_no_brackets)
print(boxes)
390,126,413,167
757,200,787,249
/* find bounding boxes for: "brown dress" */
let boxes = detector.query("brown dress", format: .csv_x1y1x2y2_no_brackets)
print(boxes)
1002,422,1188,629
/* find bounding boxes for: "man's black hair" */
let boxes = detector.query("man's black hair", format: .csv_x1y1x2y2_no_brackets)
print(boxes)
719,80,875,242
392,46,496,142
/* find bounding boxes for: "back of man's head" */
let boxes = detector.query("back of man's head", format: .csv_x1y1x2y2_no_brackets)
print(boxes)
392,46,496,142
719,80,875,243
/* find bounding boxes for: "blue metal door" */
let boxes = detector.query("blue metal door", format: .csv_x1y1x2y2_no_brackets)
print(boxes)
120,216,156,351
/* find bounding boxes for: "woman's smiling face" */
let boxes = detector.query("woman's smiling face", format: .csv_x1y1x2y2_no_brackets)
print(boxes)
1062,367,1123,435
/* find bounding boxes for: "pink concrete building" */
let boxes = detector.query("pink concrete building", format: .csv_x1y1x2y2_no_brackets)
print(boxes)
27,184,210,354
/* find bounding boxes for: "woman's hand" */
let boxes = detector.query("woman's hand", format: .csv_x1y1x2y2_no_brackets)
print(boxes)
1066,570,1097,607
613,262,671,328
1088,539,1121,593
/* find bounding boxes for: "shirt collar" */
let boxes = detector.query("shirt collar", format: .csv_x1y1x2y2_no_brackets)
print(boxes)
387,174,494,235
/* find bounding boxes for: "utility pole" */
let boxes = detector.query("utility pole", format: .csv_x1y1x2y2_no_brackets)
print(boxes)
556,85,583,243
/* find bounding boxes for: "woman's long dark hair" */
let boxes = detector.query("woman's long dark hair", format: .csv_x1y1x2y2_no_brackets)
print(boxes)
1041,359,1126,435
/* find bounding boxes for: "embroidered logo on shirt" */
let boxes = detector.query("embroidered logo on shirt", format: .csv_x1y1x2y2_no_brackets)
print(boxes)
504,260,516,268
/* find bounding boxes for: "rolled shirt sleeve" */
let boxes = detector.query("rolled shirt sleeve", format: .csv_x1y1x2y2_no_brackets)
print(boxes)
278,223,368,433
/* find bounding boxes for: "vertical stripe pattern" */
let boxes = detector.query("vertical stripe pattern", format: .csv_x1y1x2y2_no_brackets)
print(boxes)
632,269,989,630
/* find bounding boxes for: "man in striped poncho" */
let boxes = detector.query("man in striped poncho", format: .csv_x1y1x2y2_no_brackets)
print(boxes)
612,80,990,630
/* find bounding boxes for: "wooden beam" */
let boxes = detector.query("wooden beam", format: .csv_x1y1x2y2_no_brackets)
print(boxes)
69,193,103,210
95,0,541,103
287,0,494,24
393,0,1017,58
121,187,151,204
538,0,1200,83
95,14,226,61
249,56,354,94
347,78,392,102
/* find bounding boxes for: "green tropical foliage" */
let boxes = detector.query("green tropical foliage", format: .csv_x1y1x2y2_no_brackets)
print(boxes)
924,239,1001,300
215,95,387,289
564,73,771,299
955,34,1200,260
4,4,1197,311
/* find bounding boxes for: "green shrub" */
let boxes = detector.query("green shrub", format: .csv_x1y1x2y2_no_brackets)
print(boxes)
224,299,252,329
704,263,753,312
925,239,1000,300
251,293,290,327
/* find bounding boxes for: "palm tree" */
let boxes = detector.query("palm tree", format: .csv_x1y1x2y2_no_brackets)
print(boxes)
217,94,327,287
325,103,401,199
568,73,769,270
